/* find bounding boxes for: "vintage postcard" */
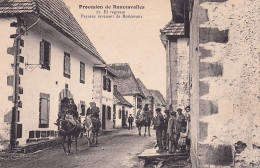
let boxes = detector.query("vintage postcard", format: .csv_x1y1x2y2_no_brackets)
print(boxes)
0,0,259,167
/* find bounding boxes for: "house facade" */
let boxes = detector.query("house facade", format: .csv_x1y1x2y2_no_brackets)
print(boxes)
113,86,132,128
136,78,155,117
148,90,166,117
92,65,116,131
109,63,145,118
0,0,105,150
162,0,260,167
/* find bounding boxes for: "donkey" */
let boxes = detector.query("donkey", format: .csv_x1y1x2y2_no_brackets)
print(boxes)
60,114,84,154
136,110,152,137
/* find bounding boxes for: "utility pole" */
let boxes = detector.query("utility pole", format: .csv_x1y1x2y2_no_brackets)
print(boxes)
7,17,24,152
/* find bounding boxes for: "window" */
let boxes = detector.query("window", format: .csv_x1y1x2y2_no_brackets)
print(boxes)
103,75,106,90
64,52,70,78
40,40,51,70
80,62,85,83
119,109,121,119
107,106,111,120
39,93,50,128
107,78,111,92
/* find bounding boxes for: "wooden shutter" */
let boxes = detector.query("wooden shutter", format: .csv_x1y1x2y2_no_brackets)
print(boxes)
39,93,50,128
80,62,85,83
103,76,107,90
64,52,70,78
40,40,44,65
107,78,111,92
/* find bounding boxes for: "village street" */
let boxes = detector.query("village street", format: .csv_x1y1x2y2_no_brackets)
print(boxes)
0,128,155,168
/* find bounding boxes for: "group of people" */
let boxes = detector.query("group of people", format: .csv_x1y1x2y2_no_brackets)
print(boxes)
154,106,191,153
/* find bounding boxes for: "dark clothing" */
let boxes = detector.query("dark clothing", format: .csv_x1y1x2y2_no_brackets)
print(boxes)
154,112,164,129
86,107,100,118
176,113,186,134
156,129,163,150
155,112,164,150
162,115,170,149
128,116,134,129
68,103,78,119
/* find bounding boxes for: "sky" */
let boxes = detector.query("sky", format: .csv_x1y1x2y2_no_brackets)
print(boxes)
63,0,172,97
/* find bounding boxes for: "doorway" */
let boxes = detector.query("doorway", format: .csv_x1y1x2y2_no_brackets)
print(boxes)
102,105,106,130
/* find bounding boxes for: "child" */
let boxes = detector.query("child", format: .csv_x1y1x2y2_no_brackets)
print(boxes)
178,127,187,152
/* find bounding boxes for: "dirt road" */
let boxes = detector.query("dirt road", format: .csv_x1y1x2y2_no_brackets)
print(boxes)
0,128,156,168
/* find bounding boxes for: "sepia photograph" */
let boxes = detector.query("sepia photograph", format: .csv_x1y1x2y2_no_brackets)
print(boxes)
0,0,259,167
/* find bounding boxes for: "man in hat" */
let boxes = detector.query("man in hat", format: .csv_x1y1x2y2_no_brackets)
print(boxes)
185,106,191,151
176,108,186,144
128,114,134,130
86,102,100,126
162,110,170,150
168,111,177,153
154,108,164,152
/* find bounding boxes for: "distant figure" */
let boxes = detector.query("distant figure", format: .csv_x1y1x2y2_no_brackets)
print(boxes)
128,114,134,130
154,108,164,153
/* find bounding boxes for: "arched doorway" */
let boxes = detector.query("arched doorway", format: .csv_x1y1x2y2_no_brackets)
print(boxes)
58,88,73,130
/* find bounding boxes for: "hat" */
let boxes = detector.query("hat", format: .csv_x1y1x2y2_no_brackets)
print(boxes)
164,110,169,113
156,108,161,112
185,106,190,110
170,111,176,116
143,104,149,111
177,108,182,112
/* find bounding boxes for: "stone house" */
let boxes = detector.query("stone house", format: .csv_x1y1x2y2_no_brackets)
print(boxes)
162,0,260,167
113,86,132,128
148,90,166,117
136,78,154,116
0,0,106,150
108,63,145,118
93,64,117,131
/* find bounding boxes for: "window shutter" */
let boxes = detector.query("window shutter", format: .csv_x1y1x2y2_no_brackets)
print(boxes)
39,93,50,128
107,78,111,92
103,76,107,90
40,40,44,65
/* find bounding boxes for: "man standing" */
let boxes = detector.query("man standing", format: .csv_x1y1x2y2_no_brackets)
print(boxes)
176,108,186,146
162,110,170,150
185,106,191,150
128,114,134,130
154,108,164,153
168,111,177,153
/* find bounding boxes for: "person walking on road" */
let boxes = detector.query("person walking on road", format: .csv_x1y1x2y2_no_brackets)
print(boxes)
128,114,134,130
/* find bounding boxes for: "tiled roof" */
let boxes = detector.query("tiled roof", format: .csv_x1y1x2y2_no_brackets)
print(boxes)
149,90,166,106
114,87,132,107
0,0,105,63
136,78,152,98
160,20,185,36
108,63,144,97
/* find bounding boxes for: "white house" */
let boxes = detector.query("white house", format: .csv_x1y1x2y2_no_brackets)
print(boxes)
113,86,133,128
108,63,145,119
0,0,106,150
92,64,117,131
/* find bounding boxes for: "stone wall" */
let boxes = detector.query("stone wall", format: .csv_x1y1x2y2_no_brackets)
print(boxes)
190,0,260,167
165,37,190,110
